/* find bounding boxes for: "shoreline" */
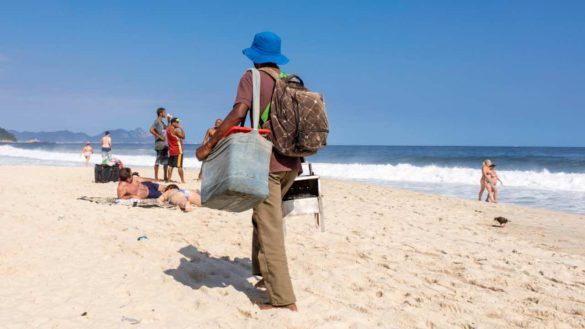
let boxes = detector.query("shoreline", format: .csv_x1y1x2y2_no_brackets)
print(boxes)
1,166,584,328
2,162,584,216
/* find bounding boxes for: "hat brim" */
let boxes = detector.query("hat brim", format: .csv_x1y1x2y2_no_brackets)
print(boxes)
242,47,289,65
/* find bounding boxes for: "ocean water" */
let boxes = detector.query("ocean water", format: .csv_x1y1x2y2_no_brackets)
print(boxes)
1,143,584,214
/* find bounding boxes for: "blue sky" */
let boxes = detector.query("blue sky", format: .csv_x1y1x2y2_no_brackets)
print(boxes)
0,1,583,146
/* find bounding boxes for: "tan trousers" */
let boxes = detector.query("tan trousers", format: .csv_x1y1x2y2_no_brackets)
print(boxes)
251,171,298,306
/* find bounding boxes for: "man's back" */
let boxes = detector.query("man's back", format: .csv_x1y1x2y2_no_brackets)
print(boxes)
102,136,111,147
117,178,142,198
167,126,183,156
234,68,301,173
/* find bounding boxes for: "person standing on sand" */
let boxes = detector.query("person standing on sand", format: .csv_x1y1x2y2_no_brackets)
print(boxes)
478,159,495,202
197,118,222,180
81,142,93,166
196,31,301,311
150,107,170,181
202,119,223,145
101,131,112,161
167,117,186,183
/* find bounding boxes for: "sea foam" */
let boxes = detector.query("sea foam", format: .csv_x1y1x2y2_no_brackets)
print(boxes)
2,145,584,193
311,163,585,192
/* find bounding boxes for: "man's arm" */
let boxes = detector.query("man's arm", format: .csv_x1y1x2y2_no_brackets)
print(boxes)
137,177,158,183
174,127,185,139
117,183,128,199
157,192,168,204
150,127,163,140
196,103,249,160
201,128,212,144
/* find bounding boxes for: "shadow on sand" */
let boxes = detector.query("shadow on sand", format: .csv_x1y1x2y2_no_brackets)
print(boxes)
164,245,266,304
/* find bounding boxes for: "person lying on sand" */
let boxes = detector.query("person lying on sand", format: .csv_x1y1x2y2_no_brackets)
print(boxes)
157,184,201,212
117,167,166,199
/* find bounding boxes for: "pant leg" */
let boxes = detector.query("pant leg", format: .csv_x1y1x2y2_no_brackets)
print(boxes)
251,171,298,305
251,222,261,276
252,170,297,275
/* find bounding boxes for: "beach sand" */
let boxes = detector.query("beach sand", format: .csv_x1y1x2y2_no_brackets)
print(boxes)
0,166,584,328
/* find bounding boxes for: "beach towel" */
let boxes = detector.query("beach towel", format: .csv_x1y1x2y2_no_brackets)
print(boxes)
77,196,175,209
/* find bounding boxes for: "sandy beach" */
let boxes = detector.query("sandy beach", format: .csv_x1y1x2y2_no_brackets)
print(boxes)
0,166,584,329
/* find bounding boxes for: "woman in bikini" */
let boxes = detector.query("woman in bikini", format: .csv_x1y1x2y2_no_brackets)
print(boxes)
486,164,503,203
478,159,495,202
157,184,202,212
81,142,93,166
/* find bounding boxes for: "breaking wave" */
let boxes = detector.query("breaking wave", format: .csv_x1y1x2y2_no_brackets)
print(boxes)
311,163,585,192
2,145,584,193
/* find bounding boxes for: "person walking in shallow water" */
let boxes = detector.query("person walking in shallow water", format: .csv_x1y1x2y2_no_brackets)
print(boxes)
81,142,93,166
101,131,112,161
486,164,503,202
196,32,300,311
479,159,495,202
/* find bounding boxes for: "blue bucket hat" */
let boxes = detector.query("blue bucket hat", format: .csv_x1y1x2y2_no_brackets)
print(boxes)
242,31,289,65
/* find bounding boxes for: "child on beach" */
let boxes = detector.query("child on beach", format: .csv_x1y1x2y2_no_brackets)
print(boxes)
157,184,201,212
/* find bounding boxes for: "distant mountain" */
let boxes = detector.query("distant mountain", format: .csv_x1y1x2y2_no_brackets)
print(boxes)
0,127,17,142
10,130,90,143
101,128,152,144
9,128,152,143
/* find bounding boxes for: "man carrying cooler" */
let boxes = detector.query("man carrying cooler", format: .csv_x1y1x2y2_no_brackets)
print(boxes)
196,31,300,311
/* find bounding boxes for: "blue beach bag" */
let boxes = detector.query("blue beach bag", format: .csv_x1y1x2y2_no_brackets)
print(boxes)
201,69,273,212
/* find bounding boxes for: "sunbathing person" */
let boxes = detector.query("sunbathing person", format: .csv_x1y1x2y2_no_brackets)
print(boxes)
117,168,166,199
157,184,201,212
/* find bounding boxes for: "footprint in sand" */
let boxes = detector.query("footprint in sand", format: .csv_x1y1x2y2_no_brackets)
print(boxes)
439,301,464,314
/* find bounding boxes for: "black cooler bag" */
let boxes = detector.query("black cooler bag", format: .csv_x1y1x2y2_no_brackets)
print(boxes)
94,164,120,183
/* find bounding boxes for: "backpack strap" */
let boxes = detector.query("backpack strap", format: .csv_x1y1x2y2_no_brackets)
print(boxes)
257,67,281,81
256,67,285,127
248,68,262,130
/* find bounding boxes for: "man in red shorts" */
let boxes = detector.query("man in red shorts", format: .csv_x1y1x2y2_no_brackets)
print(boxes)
167,117,186,183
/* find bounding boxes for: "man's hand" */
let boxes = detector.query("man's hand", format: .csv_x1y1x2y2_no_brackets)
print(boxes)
175,126,185,139
195,102,249,161
156,194,166,205
196,143,213,161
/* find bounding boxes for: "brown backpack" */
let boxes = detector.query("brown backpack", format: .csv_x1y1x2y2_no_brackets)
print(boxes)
255,67,329,157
